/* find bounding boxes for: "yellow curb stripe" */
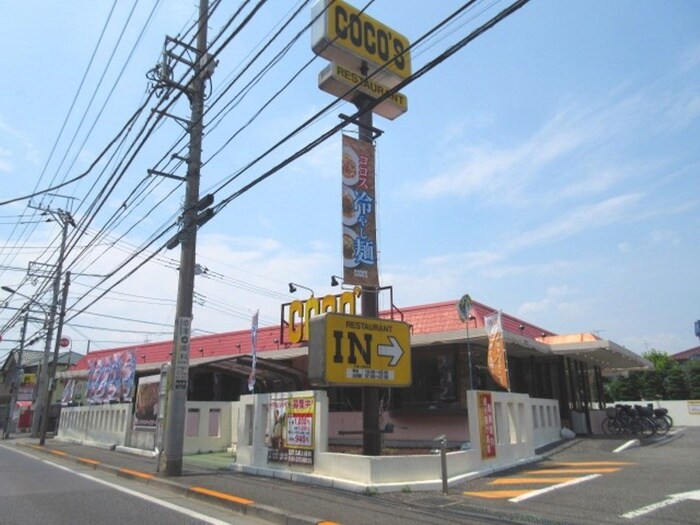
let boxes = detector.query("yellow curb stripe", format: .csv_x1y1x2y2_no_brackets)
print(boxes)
526,468,620,474
318,522,342,525
189,486,254,505
48,449,68,457
118,468,155,480
464,489,532,499
77,457,101,467
490,477,579,485
547,461,633,466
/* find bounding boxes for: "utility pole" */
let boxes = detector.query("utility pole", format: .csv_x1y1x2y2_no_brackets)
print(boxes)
29,205,73,438
161,0,211,477
39,270,70,445
2,311,28,439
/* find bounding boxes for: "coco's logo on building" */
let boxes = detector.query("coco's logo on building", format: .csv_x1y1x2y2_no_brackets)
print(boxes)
312,0,411,88
281,288,361,344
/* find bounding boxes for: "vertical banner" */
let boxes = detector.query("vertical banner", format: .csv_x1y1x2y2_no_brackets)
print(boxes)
477,391,497,459
485,311,510,391
341,135,378,287
266,394,316,466
248,310,259,393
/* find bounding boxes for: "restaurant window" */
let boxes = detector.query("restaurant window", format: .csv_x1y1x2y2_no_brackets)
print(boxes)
390,347,462,411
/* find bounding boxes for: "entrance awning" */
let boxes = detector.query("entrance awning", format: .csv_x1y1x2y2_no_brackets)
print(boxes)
549,340,652,373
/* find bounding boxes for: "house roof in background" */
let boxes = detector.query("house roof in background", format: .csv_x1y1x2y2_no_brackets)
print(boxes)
671,345,700,361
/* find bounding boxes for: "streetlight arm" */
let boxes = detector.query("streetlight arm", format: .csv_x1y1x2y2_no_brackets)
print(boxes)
1,286,50,316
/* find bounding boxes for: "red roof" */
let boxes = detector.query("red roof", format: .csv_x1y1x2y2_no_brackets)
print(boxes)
672,346,700,361
70,299,556,371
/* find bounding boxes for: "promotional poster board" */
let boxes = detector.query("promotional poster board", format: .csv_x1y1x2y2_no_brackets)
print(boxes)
133,374,160,430
85,350,137,404
266,394,316,466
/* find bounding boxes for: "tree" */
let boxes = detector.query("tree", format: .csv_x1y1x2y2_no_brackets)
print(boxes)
686,362,700,399
642,350,679,373
642,370,665,400
665,367,689,400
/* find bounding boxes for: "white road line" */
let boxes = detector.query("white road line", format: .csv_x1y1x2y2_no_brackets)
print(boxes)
621,490,700,519
509,474,601,503
42,459,235,525
613,439,640,453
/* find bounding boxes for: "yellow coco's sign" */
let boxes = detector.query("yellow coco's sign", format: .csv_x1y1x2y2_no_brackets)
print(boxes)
312,0,411,88
284,288,361,344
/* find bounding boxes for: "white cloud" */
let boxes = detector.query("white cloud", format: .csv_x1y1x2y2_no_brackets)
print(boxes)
0,147,14,173
517,285,580,317
506,193,644,251
0,116,40,167
649,229,680,246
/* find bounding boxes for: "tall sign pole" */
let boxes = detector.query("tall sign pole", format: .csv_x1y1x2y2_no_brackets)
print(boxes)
312,0,412,456
162,0,209,477
355,92,381,456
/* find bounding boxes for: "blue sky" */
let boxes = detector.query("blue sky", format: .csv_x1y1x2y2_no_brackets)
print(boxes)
1,1,699,359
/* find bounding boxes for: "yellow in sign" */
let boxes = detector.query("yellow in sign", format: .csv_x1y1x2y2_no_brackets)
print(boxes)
308,313,411,387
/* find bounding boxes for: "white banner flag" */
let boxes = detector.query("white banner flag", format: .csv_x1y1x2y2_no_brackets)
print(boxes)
248,310,259,393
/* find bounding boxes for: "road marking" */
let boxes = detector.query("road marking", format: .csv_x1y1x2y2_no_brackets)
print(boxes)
464,489,531,499
509,474,601,502
613,439,639,453
621,490,700,519
39,458,236,525
547,461,633,467
526,467,621,474
464,461,630,501
490,477,578,485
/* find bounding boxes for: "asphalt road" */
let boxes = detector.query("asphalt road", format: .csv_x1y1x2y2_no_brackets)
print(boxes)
381,427,700,525
0,444,265,525
2,429,697,525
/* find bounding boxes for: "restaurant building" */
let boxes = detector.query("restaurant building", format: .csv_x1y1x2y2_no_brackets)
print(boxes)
59,296,650,443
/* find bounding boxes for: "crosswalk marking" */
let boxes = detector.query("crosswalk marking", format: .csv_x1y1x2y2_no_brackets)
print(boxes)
547,461,632,467
464,489,531,499
490,477,578,485
463,461,633,501
526,467,621,474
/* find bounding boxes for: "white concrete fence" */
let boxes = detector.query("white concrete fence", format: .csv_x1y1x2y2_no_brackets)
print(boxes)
232,390,561,493
56,390,562,492
57,401,238,453
57,404,131,446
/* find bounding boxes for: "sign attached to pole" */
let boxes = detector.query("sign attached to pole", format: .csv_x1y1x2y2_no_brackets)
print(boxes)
311,0,412,89
308,312,411,387
457,294,473,322
318,62,408,120
342,135,378,287
173,317,191,390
